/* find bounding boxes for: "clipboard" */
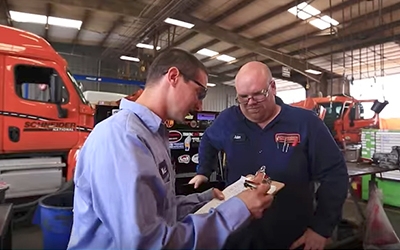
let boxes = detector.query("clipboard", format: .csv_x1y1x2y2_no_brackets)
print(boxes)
194,176,285,215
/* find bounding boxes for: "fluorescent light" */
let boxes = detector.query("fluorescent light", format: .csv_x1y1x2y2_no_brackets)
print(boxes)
320,15,339,26
305,69,322,75
197,48,219,57
164,17,194,29
136,43,161,50
9,10,47,24
207,83,216,87
216,54,236,62
288,2,321,20
120,56,140,62
48,16,82,29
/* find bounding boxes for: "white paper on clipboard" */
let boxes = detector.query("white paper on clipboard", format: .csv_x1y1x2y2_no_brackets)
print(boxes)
194,176,276,215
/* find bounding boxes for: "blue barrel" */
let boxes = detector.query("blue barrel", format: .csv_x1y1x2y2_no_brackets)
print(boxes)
37,191,74,250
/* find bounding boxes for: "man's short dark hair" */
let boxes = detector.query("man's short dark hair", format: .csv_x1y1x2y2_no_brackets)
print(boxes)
146,47,208,86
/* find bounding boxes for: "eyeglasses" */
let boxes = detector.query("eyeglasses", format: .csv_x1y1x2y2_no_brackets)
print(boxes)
163,70,208,100
235,83,273,105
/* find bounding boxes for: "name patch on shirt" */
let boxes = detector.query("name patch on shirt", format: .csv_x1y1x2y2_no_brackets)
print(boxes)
158,160,170,182
231,133,247,142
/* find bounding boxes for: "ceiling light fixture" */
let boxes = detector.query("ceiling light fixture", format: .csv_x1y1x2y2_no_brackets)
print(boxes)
9,10,83,29
164,17,194,29
120,56,140,62
196,48,219,57
216,54,236,62
207,83,216,87
305,69,322,75
48,16,82,30
9,10,47,24
136,43,161,50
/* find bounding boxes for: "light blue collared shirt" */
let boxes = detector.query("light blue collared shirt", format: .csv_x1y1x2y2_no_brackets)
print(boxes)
67,98,251,249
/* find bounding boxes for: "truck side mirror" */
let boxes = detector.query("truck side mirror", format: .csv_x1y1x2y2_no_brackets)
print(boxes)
50,74,68,118
371,100,389,114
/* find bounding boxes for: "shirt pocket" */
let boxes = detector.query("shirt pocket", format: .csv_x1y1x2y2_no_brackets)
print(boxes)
271,142,309,182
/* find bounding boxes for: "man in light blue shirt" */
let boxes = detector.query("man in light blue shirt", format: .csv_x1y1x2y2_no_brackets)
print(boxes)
68,48,274,249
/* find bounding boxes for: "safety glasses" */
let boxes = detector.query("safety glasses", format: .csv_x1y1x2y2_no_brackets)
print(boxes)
235,81,273,105
163,70,208,100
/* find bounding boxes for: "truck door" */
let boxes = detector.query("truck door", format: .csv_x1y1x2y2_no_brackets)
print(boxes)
0,55,3,152
3,56,79,152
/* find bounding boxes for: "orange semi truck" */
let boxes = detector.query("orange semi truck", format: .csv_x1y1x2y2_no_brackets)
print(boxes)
291,95,388,148
0,25,95,199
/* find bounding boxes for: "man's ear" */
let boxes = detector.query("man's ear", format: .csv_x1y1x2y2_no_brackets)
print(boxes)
166,67,180,87
270,80,277,95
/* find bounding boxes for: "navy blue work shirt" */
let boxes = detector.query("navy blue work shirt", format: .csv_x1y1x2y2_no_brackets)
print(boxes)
198,96,349,249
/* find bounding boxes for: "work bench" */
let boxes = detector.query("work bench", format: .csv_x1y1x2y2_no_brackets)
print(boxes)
327,162,400,249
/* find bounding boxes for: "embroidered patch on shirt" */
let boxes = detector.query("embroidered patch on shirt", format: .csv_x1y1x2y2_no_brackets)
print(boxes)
158,160,170,182
275,133,301,145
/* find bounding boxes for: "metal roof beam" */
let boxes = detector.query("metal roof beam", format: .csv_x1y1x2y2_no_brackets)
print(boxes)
98,15,124,47
38,0,148,17
175,14,330,83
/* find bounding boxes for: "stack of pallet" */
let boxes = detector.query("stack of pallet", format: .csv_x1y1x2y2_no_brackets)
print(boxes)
361,129,378,159
361,129,400,157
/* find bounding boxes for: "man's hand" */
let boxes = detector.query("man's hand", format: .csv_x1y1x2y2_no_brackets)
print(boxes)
290,228,328,250
236,172,274,219
212,188,225,200
188,175,208,189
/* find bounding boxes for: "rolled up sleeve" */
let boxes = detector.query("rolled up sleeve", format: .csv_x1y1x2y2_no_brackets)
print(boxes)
89,120,251,249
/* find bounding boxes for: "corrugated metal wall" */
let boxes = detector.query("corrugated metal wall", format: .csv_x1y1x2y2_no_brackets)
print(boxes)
80,81,141,95
49,42,238,112
203,84,237,111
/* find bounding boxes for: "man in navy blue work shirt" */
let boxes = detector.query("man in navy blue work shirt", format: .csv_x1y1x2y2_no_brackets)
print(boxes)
189,61,349,249
68,49,274,249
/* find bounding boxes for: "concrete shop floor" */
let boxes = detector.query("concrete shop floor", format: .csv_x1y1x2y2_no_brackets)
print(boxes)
12,199,400,250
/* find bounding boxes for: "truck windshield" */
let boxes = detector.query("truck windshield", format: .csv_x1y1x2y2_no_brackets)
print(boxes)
67,70,89,105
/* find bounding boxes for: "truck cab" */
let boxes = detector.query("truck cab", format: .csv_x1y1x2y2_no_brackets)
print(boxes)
0,25,94,199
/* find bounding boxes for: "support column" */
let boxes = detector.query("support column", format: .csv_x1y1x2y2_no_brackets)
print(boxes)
305,73,328,97
327,77,350,96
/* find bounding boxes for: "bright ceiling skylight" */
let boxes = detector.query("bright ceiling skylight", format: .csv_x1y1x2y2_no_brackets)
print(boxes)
48,16,82,30
136,43,161,50
9,10,82,29
305,69,322,75
216,54,236,62
309,15,339,30
9,11,47,24
288,2,321,20
320,15,339,26
287,3,340,31
196,48,219,57
120,56,140,62
164,17,194,29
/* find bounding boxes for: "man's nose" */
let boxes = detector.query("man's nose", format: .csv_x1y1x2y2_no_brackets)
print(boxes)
194,100,203,111
247,97,257,105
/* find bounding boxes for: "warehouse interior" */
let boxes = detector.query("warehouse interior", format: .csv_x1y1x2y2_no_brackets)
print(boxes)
1,0,400,249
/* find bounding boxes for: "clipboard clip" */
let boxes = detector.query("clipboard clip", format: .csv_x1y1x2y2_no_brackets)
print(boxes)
244,165,272,189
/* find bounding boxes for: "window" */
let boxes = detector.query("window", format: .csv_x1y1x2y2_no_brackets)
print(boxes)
14,65,69,103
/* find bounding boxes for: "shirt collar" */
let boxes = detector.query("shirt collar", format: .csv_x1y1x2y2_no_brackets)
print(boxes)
119,98,163,133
